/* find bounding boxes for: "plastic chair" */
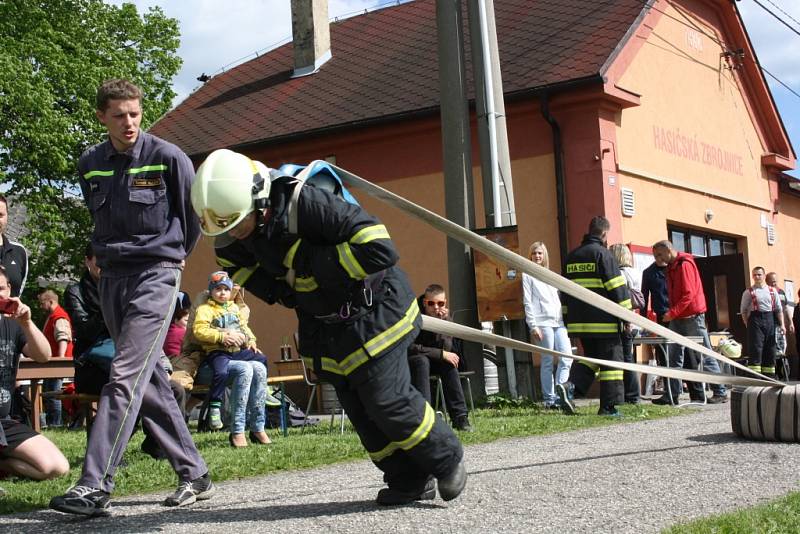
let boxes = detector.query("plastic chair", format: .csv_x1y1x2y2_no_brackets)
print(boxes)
293,333,346,434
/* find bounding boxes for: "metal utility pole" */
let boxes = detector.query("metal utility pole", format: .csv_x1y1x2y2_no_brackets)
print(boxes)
468,0,521,397
435,0,484,391
468,0,516,228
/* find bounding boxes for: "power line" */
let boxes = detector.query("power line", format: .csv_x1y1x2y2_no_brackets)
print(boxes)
750,0,800,38
646,1,800,102
763,0,800,29
762,66,800,99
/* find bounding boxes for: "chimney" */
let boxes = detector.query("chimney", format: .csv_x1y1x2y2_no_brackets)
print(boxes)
291,0,332,78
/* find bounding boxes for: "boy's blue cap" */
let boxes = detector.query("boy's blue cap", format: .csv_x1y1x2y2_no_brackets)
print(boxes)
208,271,233,292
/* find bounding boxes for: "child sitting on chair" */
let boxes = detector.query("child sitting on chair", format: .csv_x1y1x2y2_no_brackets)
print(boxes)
193,271,269,432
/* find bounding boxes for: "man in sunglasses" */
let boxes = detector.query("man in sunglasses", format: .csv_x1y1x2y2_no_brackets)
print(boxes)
408,284,472,431
51,79,212,518
191,149,467,506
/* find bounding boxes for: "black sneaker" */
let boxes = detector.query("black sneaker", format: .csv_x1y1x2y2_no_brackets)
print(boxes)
452,415,473,432
651,396,676,406
438,460,467,501
49,485,111,517
163,473,215,507
556,383,576,415
376,478,436,506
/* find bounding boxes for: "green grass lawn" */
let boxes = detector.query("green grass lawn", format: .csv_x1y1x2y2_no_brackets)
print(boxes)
0,402,677,514
662,492,800,534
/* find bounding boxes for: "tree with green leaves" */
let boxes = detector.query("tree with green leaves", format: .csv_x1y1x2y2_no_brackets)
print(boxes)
0,0,182,297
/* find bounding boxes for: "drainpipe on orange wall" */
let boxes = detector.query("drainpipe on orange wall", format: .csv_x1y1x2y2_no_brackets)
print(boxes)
540,93,569,271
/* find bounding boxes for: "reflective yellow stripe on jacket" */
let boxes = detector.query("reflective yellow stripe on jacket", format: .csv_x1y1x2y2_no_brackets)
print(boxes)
565,323,620,334
337,242,368,280
350,224,390,245
573,278,604,289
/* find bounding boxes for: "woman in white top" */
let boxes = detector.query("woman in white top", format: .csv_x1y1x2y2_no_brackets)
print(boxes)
522,241,572,408
609,243,642,404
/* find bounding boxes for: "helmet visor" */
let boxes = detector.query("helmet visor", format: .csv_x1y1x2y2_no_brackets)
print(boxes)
199,208,242,235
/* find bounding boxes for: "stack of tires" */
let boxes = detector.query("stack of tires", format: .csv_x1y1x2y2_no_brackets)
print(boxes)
731,385,799,442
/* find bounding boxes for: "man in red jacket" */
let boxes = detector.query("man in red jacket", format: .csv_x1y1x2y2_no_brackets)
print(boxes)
651,240,727,405
37,289,74,427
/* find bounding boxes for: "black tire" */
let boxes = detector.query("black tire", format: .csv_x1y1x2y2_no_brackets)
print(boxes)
731,385,799,442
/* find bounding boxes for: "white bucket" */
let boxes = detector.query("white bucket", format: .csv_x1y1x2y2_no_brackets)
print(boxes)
484,358,499,395
320,383,340,413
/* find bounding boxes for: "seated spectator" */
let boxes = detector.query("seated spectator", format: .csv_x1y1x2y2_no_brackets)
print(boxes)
408,284,472,432
63,244,112,397
164,292,191,359
178,281,270,448
0,267,69,480
37,289,74,428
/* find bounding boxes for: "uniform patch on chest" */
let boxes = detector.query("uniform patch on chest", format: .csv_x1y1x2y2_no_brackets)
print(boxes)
132,176,163,187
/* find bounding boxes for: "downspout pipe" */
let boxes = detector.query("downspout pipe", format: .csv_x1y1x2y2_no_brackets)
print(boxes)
540,93,569,270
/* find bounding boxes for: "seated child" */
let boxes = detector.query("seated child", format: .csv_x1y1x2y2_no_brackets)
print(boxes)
192,271,268,430
163,292,191,360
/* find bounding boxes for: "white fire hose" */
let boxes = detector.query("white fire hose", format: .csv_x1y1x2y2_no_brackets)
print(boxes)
326,162,782,389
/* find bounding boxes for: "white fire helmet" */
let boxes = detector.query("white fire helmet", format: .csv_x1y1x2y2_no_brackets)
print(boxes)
191,149,271,236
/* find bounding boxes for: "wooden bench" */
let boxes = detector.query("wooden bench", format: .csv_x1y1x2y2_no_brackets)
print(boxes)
42,391,100,433
193,375,305,436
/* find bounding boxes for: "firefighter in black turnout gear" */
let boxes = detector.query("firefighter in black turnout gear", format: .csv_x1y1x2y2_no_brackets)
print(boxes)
556,216,631,416
191,149,466,505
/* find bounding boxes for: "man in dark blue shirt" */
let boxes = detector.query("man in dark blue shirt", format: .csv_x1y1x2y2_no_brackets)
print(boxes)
641,259,669,325
51,79,211,518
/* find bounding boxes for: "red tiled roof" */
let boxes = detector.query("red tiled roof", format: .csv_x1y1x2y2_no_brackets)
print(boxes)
150,0,647,157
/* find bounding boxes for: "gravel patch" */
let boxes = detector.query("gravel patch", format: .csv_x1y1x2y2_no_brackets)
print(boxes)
3,403,798,533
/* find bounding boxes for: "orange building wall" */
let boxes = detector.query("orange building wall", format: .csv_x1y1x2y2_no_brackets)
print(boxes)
611,0,797,286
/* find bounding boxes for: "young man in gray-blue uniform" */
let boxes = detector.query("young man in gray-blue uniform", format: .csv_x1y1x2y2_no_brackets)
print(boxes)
50,79,212,517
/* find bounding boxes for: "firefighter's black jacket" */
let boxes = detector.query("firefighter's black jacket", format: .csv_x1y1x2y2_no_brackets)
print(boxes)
216,177,420,376
562,234,631,337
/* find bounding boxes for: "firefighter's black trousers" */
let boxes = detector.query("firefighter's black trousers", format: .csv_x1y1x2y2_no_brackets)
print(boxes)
570,336,624,409
326,337,463,491
747,311,777,376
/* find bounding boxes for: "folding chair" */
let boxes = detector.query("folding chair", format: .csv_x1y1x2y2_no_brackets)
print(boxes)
293,333,346,434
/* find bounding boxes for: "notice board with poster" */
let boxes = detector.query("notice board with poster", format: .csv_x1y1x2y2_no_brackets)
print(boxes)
473,226,524,323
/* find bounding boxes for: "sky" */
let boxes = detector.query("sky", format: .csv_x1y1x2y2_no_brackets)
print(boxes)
110,0,800,177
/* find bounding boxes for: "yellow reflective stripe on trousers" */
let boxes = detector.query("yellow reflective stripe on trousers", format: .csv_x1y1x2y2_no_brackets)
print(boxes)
573,278,603,289
604,275,626,291
283,239,302,268
337,242,368,279
369,403,435,463
83,169,115,179
231,266,256,286
350,224,391,245
567,323,619,334
761,366,775,374
598,370,623,381
128,164,168,174
578,360,599,372
748,365,762,372
294,276,318,292
364,300,419,357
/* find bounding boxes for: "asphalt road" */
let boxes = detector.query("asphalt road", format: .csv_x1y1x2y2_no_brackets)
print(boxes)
3,402,799,533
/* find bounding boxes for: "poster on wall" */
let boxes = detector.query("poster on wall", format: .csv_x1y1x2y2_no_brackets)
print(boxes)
473,226,524,323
